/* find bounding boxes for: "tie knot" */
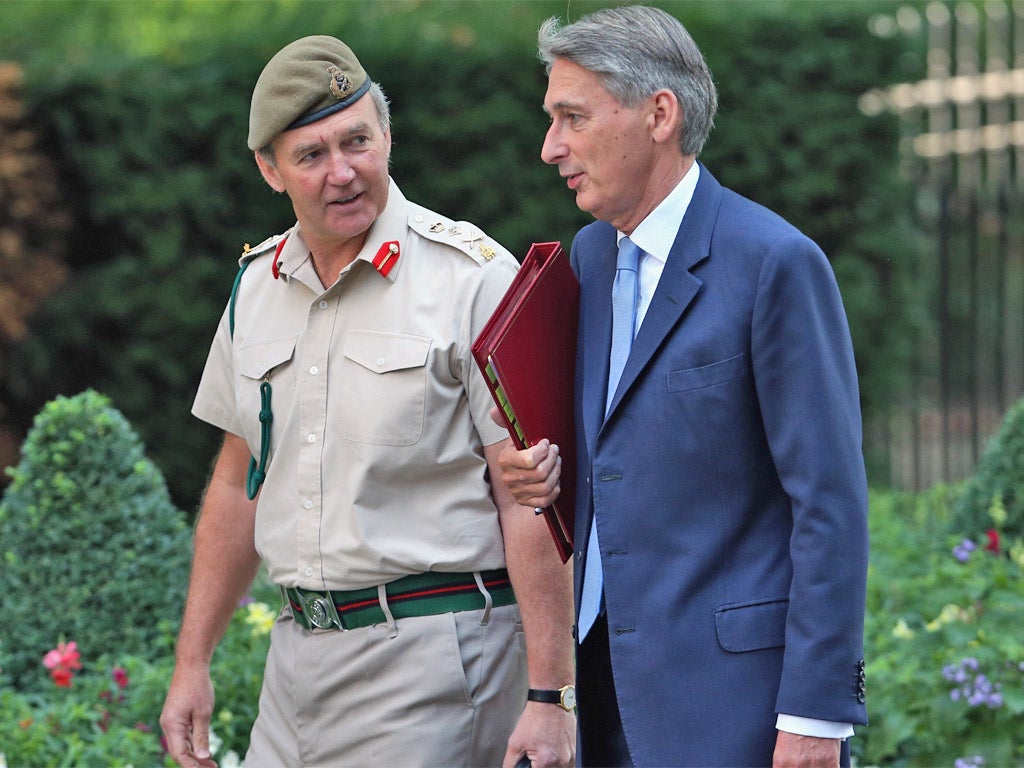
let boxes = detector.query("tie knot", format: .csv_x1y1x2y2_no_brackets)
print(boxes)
617,237,641,272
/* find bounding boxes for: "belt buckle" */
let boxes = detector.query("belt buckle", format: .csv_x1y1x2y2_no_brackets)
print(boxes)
298,589,345,630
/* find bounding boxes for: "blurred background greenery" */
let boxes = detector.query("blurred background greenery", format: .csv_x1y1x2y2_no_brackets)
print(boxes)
0,0,927,515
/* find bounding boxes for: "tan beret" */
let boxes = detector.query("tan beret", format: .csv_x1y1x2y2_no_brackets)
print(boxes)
248,35,370,151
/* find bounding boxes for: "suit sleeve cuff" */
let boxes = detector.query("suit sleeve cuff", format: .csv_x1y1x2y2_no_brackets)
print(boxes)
776,714,854,740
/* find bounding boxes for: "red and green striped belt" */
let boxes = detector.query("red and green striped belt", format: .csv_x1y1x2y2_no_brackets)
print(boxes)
283,569,515,631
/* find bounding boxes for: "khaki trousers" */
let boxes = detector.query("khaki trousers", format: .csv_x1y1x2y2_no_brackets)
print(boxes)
244,601,526,767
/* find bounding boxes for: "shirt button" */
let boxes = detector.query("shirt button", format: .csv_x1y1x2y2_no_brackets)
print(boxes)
307,433,316,443
319,300,329,310
303,567,314,577
309,365,319,375
377,356,386,368
303,499,314,510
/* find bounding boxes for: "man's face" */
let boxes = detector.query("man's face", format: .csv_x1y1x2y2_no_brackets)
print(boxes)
258,93,391,249
542,58,658,233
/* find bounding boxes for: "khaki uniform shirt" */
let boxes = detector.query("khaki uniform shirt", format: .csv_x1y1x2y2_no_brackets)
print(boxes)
193,180,518,590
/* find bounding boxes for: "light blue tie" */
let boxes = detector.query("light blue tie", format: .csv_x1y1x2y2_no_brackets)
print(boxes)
578,237,641,641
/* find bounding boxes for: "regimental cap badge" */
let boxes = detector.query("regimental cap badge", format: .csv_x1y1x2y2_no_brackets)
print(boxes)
327,64,354,100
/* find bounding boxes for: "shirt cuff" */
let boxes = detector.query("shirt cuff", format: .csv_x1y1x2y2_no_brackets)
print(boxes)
776,714,854,740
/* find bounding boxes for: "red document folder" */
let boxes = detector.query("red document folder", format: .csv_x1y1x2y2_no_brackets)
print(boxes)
472,242,579,563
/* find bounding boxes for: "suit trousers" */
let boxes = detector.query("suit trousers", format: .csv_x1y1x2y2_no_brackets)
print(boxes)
244,602,526,766
577,613,632,767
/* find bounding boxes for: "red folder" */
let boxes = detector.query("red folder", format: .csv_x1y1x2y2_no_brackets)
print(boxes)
472,242,579,563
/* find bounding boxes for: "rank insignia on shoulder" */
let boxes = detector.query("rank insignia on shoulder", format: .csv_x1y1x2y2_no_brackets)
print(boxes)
479,245,496,261
239,232,288,265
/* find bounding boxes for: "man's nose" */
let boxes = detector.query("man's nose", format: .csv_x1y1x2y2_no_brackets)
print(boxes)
540,123,565,165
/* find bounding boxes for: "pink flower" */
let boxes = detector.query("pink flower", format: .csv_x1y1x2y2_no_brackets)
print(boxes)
42,640,83,687
43,641,82,671
112,666,129,689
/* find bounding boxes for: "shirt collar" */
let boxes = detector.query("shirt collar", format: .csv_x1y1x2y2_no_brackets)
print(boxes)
275,177,408,286
617,161,700,263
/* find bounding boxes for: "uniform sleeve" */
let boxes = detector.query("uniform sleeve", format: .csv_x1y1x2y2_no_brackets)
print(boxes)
192,303,245,438
461,253,519,446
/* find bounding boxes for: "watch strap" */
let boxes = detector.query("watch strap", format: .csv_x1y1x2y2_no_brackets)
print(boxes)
527,688,563,705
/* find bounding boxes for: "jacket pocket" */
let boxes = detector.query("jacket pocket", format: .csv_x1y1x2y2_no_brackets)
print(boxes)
666,353,746,393
714,597,788,653
339,330,431,445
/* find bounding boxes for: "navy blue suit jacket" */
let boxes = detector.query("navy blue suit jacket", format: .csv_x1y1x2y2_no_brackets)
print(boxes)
570,164,869,766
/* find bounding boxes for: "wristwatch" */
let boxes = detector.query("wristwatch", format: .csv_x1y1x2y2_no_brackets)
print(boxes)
527,685,576,712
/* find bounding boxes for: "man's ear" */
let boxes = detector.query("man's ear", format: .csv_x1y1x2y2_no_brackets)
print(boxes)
254,149,286,193
647,89,682,145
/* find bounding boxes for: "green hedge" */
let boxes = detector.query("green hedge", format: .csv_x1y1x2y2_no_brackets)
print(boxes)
0,390,192,690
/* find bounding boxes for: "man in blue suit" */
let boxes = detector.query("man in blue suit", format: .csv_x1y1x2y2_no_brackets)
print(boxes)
498,6,869,766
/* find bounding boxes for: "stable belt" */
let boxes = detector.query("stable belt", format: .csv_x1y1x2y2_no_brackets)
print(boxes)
283,569,515,631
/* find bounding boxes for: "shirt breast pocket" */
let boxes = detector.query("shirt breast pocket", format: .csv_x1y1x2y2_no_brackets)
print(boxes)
339,330,432,446
236,335,297,447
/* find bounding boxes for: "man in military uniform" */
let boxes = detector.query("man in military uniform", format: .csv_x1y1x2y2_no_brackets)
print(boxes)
159,35,575,768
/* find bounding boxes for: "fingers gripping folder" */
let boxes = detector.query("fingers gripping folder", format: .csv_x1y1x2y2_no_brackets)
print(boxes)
472,242,579,563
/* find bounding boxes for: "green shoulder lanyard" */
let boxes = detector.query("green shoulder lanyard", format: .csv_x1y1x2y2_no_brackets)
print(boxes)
229,259,273,500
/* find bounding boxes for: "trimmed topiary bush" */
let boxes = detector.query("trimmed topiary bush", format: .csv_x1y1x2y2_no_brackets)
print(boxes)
951,397,1024,543
0,389,191,690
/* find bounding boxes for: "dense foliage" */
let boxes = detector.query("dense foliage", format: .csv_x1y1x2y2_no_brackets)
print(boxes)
0,598,272,766
950,397,1024,543
856,487,1024,766
0,390,192,690
0,0,923,513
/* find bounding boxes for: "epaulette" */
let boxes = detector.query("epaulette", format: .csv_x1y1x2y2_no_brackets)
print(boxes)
407,209,505,266
239,232,288,267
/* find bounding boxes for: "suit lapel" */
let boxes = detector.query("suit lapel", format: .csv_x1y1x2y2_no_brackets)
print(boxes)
579,236,618,456
603,164,724,422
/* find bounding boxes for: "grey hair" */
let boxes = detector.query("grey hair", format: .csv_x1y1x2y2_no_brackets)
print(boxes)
257,81,392,166
538,5,717,156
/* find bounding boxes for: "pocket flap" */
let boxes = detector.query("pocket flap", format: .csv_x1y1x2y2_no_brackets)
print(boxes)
238,336,297,380
714,597,788,653
344,330,431,374
666,353,746,393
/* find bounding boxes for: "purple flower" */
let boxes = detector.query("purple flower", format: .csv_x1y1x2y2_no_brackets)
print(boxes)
952,539,976,562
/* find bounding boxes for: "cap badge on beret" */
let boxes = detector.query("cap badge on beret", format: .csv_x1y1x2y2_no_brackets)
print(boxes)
328,65,354,100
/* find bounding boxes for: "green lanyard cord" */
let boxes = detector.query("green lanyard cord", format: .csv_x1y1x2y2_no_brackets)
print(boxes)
246,379,273,499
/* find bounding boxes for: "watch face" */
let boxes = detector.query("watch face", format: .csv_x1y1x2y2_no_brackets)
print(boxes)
561,685,577,710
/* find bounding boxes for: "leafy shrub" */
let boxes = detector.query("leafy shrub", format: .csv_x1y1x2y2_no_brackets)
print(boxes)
950,397,1024,543
0,390,191,690
0,653,171,767
856,488,1024,766
0,597,273,766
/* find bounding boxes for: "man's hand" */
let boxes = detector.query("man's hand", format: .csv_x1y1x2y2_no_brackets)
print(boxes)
160,662,218,768
772,731,840,768
490,409,562,508
503,701,576,768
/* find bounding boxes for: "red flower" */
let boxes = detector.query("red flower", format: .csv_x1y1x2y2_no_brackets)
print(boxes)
985,528,1001,554
112,666,129,689
42,640,83,687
